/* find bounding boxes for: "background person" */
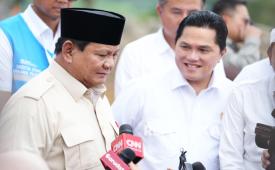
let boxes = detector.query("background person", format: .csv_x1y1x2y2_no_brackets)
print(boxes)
0,0,75,110
212,0,262,80
219,28,275,170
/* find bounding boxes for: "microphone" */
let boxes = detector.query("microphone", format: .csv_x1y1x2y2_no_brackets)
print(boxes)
100,148,136,170
192,162,206,170
111,124,143,163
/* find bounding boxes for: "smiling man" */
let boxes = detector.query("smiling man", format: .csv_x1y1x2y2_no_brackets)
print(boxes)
114,0,226,98
112,11,234,170
0,8,127,170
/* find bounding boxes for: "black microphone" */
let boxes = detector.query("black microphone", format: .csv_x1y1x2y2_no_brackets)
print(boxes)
119,148,136,164
192,162,206,170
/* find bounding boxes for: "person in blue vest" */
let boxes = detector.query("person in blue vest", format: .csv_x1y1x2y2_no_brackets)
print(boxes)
0,0,76,110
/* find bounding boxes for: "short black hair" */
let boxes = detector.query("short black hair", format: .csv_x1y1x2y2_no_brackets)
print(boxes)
54,37,90,54
212,0,247,15
175,10,228,50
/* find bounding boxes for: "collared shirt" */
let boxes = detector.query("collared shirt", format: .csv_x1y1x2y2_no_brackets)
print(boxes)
0,61,118,170
114,28,225,97
219,74,275,170
234,58,273,83
0,4,60,92
112,67,233,170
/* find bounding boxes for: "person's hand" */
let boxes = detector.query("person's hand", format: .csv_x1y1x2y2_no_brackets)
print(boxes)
262,149,271,169
128,162,140,170
244,24,262,39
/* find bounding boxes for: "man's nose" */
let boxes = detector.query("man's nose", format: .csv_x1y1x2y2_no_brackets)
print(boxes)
103,57,115,70
188,50,199,61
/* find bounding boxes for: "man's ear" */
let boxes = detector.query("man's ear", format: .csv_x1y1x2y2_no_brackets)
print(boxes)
267,45,273,65
61,40,74,64
221,14,230,23
156,4,162,17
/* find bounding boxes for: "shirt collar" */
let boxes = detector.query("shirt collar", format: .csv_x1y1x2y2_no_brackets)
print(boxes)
49,60,88,101
169,66,189,90
156,28,174,55
49,60,106,102
208,69,226,89
169,66,226,91
22,4,51,38
85,85,106,105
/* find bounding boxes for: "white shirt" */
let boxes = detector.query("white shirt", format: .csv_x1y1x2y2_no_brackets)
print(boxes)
234,58,273,83
112,67,233,170
114,29,226,97
219,75,275,170
0,4,60,92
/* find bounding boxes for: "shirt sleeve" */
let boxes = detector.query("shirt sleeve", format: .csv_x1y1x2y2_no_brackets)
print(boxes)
112,79,144,129
0,28,13,92
0,96,49,156
114,44,140,98
219,88,245,170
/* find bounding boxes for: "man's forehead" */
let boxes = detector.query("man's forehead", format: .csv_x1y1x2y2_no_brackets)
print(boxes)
87,42,120,51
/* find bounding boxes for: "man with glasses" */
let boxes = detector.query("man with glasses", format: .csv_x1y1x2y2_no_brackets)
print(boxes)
212,0,262,80
219,28,275,170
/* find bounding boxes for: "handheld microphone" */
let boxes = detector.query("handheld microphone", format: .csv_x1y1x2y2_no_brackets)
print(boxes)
100,148,136,170
192,162,206,170
178,162,205,170
111,124,143,163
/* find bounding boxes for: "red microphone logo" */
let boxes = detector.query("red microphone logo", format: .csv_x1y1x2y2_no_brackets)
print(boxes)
111,124,144,163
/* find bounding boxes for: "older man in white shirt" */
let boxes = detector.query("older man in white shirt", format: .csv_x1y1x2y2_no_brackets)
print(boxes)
112,11,233,170
219,28,275,170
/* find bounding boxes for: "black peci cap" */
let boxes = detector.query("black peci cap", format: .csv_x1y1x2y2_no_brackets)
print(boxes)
61,8,125,45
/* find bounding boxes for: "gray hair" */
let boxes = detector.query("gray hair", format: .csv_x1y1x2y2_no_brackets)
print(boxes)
158,0,206,7
158,0,168,6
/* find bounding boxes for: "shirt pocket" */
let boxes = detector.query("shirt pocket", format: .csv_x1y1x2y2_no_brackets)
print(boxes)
207,123,221,141
61,125,102,170
144,120,179,158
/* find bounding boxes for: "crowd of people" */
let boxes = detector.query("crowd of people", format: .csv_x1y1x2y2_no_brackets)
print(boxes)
0,0,273,170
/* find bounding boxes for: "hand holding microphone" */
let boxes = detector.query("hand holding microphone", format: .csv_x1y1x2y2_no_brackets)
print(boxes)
111,124,144,163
